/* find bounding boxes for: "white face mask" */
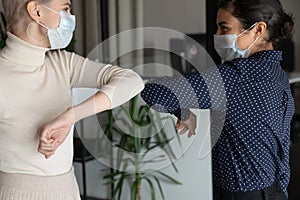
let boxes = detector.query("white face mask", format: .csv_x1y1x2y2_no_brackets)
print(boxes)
214,23,259,62
38,5,76,50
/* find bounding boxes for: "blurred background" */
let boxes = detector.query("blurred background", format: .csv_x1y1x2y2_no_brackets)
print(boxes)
0,0,300,200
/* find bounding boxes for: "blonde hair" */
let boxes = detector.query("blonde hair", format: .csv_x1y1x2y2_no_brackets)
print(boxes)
2,0,51,32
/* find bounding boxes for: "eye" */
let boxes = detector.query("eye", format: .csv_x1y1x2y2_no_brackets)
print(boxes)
219,25,232,34
221,26,229,32
64,7,70,12
62,5,71,13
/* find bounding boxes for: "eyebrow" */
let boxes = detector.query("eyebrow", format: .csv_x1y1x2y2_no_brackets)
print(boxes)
218,21,229,26
63,3,72,7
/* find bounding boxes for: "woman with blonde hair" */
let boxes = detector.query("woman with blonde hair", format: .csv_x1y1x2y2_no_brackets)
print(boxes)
0,0,144,199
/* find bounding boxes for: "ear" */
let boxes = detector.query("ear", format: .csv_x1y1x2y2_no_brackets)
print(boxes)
26,1,41,22
253,21,267,38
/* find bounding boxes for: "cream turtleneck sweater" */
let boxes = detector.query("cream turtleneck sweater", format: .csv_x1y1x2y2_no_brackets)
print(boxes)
0,32,144,176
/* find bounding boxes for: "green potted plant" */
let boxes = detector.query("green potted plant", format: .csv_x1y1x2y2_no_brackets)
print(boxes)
102,96,182,200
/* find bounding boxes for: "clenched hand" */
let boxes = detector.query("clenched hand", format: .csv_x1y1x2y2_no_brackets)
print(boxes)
38,108,74,159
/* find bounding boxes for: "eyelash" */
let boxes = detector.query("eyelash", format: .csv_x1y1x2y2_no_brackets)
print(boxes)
221,27,229,31
62,6,71,12
219,26,230,34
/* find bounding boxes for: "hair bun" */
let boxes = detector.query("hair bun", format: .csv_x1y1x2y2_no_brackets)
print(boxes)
279,12,295,40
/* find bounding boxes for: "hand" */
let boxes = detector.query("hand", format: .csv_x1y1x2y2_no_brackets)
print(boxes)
176,111,197,138
38,108,74,159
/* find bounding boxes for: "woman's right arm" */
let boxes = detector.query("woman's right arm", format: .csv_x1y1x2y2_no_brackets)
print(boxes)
141,72,212,121
140,72,212,137
69,53,144,110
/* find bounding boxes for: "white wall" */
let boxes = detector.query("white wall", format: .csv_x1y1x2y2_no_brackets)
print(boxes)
144,0,206,34
143,0,206,77
143,109,213,200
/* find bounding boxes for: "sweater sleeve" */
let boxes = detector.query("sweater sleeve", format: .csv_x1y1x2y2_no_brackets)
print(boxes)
141,72,212,120
68,52,145,109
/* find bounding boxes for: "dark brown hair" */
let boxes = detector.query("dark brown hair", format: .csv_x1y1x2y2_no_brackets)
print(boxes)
218,0,295,47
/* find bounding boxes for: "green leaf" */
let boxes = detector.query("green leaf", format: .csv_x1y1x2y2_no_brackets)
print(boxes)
137,106,151,123
103,178,120,185
130,96,139,120
112,172,126,199
121,157,136,167
157,171,182,185
103,171,122,179
131,181,137,200
117,174,125,200
153,175,165,200
112,124,130,135
116,135,127,169
144,177,156,200
141,155,166,165
114,117,132,128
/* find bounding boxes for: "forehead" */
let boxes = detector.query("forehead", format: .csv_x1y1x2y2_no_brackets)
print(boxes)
216,8,241,26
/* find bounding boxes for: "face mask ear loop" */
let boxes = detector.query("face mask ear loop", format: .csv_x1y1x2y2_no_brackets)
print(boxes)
237,22,258,37
37,21,49,30
41,5,60,15
247,36,260,50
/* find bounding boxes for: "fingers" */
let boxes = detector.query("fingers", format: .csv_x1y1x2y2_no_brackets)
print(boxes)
176,119,181,130
38,126,62,159
179,125,188,135
39,142,61,159
38,138,60,159
37,110,74,159
38,149,55,159
176,120,188,135
176,121,196,137
188,129,196,138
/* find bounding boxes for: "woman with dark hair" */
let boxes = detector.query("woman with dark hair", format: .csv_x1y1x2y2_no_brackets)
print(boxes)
141,0,295,199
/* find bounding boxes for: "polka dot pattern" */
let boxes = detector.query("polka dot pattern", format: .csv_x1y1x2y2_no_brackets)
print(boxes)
141,50,295,194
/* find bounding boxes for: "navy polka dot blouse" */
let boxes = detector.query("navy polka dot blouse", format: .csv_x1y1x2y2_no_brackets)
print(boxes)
141,50,295,194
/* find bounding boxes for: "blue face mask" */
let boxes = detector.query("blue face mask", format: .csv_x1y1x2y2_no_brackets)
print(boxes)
38,5,76,50
214,23,259,62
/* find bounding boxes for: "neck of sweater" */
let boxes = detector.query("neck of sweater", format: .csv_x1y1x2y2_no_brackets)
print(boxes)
0,32,50,67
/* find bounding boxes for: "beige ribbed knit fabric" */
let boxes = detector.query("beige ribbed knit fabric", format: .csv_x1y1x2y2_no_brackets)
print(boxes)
0,32,144,176
0,168,81,200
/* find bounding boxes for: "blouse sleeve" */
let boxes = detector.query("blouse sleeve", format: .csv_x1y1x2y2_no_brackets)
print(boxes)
68,52,145,109
141,72,212,120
